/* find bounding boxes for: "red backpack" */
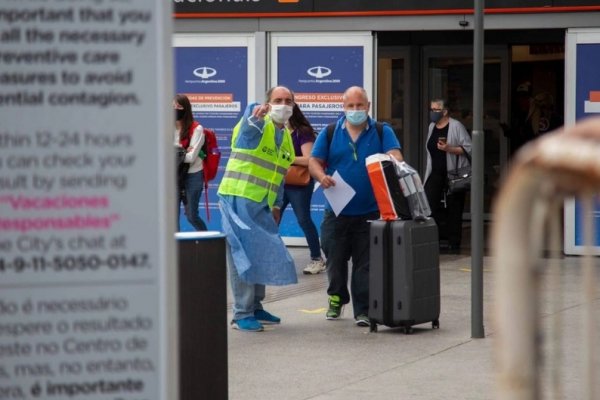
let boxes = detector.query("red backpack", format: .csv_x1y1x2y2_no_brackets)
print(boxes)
201,127,221,183
200,126,221,221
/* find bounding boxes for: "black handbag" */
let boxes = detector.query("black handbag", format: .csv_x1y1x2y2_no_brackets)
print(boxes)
447,146,471,195
176,146,189,204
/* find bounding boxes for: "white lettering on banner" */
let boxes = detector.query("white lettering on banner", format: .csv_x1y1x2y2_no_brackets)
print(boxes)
192,102,241,112
184,79,226,84
298,102,344,111
298,79,342,84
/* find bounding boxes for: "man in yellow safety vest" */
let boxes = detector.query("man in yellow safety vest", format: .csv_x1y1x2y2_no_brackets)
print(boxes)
218,86,298,332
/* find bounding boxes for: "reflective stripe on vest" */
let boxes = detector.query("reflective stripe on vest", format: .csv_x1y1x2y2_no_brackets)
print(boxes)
228,152,288,176
222,170,281,193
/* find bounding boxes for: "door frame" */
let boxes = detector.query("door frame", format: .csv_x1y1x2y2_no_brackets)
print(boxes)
422,45,510,219
376,46,417,164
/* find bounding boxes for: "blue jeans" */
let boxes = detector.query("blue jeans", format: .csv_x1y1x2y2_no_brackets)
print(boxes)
183,170,207,231
281,181,322,259
227,246,265,321
320,209,378,317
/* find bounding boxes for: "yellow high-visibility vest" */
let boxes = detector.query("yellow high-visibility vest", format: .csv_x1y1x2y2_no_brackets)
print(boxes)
218,117,295,208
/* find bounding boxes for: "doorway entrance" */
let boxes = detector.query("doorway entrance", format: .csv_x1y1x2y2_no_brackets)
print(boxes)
377,39,565,220
376,47,415,163
423,46,509,215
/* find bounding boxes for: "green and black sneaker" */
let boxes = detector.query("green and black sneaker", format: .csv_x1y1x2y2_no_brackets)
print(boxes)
326,295,343,320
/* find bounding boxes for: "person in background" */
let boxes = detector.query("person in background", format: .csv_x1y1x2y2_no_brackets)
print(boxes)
280,104,326,275
502,82,535,156
309,86,403,327
423,98,471,254
218,86,297,332
528,91,563,138
503,82,564,158
174,93,207,231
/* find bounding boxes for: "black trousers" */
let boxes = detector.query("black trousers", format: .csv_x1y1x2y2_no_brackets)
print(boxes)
424,171,466,248
320,210,379,317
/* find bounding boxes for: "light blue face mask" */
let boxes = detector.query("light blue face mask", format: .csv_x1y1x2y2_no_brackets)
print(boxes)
345,110,368,125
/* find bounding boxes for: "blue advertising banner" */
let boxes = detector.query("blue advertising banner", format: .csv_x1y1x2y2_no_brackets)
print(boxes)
573,42,600,247
174,46,248,231
275,43,366,239
565,31,600,254
278,46,363,131
576,44,600,119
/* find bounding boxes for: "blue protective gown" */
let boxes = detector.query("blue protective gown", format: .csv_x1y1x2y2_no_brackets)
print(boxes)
218,103,297,285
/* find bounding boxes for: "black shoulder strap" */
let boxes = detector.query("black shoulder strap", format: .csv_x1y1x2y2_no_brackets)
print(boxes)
374,122,384,143
326,121,385,148
453,145,472,173
459,145,472,164
326,123,336,146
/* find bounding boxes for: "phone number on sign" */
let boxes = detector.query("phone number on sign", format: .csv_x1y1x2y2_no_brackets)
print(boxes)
0,254,150,273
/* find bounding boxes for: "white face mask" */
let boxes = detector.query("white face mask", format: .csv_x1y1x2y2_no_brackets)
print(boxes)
269,104,293,124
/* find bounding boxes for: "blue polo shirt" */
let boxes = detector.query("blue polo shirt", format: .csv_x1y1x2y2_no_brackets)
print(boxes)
311,116,401,215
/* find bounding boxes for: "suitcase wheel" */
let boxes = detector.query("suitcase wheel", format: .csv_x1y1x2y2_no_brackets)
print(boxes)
403,326,413,335
369,319,378,333
432,319,440,329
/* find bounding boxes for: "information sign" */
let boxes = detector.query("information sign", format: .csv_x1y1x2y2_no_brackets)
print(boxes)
0,2,176,399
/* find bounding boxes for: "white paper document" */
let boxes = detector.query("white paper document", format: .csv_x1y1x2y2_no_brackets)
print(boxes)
323,171,356,216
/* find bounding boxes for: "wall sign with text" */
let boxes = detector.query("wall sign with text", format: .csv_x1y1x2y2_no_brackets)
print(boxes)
174,35,254,232
271,32,372,243
0,1,176,399
564,29,600,255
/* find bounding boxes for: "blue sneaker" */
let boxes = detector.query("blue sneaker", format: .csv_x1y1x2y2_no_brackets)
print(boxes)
231,316,263,332
254,309,281,325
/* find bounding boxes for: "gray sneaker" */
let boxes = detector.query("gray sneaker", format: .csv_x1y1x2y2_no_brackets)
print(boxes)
355,314,370,327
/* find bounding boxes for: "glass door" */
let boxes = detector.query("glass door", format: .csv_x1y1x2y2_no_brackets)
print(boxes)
377,47,418,165
423,46,509,216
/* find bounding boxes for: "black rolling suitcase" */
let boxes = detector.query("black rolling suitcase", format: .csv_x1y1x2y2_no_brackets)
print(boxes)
368,219,440,333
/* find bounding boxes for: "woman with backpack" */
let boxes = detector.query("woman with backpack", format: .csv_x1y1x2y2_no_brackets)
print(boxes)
174,93,207,231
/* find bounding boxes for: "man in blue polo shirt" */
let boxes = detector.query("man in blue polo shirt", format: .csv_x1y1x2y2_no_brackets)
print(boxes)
309,86,403,327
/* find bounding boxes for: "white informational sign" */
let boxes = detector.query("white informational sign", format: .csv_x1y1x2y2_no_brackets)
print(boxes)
564,29,600,255
0,2,176,399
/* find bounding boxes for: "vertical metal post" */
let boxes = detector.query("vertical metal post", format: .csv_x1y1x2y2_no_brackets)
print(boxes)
256,31,267,98
471,0,485,339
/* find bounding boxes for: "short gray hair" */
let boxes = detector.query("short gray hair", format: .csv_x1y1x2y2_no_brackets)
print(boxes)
343,86,369,103
431,98,448,110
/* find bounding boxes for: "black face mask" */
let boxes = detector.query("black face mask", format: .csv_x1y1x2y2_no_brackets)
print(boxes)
175,109,185,121
429,110,443,123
